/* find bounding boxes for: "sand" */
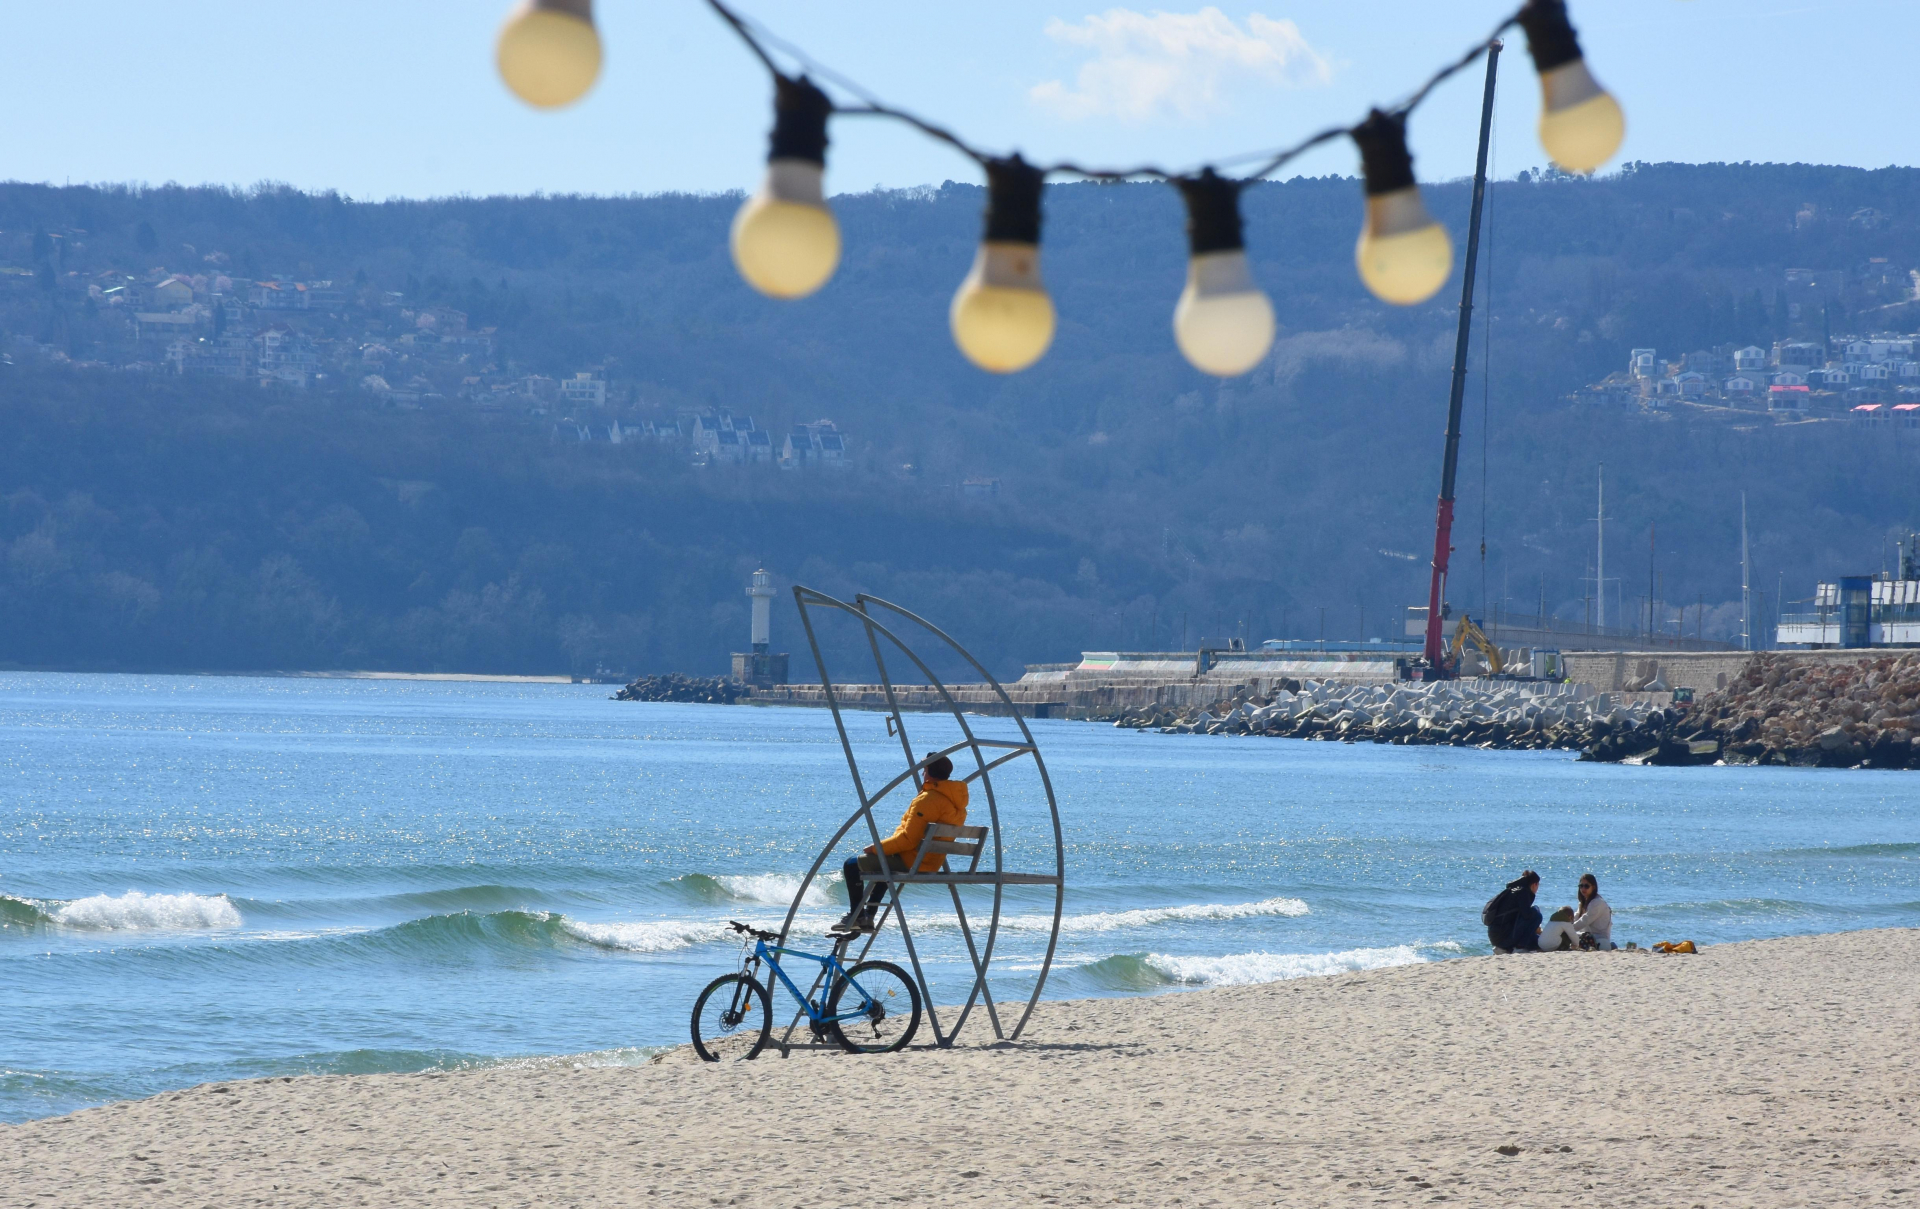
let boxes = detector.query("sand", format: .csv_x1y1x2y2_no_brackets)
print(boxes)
5,928,1916,1208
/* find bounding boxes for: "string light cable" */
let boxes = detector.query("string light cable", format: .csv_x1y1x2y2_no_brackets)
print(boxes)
492,0,1625,375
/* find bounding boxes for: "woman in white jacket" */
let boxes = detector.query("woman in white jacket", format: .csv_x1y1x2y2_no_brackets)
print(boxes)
1540,873,1613,950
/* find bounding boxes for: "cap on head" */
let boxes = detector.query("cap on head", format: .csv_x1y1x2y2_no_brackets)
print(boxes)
924,754,955,781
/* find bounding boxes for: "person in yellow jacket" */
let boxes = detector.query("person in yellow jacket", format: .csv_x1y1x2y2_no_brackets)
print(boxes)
833,753,968,934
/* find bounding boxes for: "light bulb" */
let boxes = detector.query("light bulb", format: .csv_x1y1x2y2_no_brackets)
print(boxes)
1518,0,1624,174
496,0,601,110
1350,110,1453,305
1538,60,1624,175
1356,189,1453,306
732,165,839,298
730,78,840,299
951,244,1055,374
1175,254,1275,377
1172,169,1273,376
950,156,1054,373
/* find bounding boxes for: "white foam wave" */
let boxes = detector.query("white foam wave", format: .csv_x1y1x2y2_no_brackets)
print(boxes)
560,918,733,953
982,896,1310,935
714,873,835,907
49,890,242,931
1144,944,1430,986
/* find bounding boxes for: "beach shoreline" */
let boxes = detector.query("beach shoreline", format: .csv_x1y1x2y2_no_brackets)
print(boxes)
5,927,1915,1207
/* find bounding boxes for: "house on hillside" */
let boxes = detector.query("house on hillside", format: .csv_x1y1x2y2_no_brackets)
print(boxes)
1724,374,1758,397
561,371,605,408
1768,385,1809,412
692,409,759,459
150,275,195,310
1732,345,1767,373
781,419,847,468
1628,348,1658,379
1774,341,1824,370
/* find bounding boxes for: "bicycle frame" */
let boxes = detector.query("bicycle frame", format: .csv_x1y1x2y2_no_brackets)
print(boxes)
746,937,877,1026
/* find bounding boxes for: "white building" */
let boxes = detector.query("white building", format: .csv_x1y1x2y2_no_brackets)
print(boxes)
561,372,606,407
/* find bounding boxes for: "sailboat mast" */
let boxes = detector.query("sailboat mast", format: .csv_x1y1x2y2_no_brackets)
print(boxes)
1596,464,1605,631
1420,39,1503,672
1741,492,1752,652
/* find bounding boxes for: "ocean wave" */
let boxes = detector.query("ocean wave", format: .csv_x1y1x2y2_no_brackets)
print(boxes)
1624,897,1831,922
919,896,1309,937
1074,944,1434,991
229,884,557,921
343,909,753,959
2,891,242,932
1776,841,1919,859
0,896,43,930
670,873,836,907
560,917,735,953
1053,896,1309,934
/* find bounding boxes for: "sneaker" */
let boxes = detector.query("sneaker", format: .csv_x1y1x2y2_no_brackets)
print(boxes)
855,907,879,933
830,910,863,934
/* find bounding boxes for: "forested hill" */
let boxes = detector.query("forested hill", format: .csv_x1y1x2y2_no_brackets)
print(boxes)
2,162,1919,678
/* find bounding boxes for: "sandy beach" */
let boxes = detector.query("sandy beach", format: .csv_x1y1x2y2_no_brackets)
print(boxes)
5,927,1915,1208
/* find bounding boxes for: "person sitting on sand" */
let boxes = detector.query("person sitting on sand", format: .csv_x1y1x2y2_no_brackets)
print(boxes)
833,753,968,935
1483,870,1542,953
1540,873,1614,950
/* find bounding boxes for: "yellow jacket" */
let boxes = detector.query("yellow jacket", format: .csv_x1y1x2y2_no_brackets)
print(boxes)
878,778,969,871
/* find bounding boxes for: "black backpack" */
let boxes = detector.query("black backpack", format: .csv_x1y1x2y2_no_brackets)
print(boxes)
1481,886,1518,929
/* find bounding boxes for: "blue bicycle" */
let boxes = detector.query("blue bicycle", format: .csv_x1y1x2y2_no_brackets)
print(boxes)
691,921,921,1060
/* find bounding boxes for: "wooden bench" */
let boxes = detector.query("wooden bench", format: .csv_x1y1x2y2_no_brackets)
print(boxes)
878,823,1060,887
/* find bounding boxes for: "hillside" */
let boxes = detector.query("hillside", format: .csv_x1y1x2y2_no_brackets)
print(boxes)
3,163,1919,677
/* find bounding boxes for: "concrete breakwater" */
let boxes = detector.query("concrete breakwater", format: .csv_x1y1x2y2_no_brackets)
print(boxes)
1106,679,1665,752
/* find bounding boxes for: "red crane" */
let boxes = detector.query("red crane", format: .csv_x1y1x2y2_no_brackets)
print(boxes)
1419,40,1503,677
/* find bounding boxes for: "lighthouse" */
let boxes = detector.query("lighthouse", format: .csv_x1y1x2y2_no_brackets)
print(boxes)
748,568,773,652
731,568,789,687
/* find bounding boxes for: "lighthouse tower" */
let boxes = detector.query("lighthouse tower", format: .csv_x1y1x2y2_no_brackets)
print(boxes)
748,568,773,653
731,568,789,687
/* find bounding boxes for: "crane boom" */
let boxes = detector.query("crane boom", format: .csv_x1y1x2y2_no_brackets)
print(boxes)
1420,40,1502,674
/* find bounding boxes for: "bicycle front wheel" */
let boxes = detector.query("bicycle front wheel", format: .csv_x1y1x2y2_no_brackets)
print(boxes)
691,972,772,1061
827,960,920,1054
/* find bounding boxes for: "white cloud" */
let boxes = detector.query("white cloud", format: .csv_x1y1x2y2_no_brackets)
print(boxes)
1031,7,1333,122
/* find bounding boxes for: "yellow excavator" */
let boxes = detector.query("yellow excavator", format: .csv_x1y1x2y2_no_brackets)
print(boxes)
1448,615,1504,676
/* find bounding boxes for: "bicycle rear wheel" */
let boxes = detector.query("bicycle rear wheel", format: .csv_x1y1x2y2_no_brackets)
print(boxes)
827,960,920,1054
691,973,772,1061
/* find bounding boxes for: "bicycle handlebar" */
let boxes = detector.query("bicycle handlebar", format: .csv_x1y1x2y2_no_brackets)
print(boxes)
729,920,780,943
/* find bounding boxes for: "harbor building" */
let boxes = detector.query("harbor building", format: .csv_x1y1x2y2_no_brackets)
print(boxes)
1777,535,1920,648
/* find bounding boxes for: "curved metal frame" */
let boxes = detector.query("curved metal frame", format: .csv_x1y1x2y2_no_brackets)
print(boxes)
773,587,1065,1047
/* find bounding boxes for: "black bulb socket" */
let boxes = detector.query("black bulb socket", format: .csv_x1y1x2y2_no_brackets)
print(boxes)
1517,0,1584,75
1176,169,1246,256
982,155,1045,245
1352,110,1417,197
768,75,831,166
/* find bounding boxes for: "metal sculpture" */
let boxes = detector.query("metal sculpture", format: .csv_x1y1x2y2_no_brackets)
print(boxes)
774,588,1065,1048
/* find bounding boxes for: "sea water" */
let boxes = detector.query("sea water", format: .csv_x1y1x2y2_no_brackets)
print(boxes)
2,672,1914,1123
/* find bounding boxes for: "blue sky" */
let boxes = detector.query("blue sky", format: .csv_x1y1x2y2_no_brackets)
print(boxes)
1,1,1913,199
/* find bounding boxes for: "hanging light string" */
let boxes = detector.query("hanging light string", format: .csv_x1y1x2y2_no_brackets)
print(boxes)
492,0,1624,376
700,0,1515,186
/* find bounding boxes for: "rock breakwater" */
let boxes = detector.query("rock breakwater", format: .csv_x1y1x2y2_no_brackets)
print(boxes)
1102,679,1654,751
1675,651,1920,769
612,674,746,704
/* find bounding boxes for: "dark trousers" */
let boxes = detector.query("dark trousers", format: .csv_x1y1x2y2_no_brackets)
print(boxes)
843,853,906,912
